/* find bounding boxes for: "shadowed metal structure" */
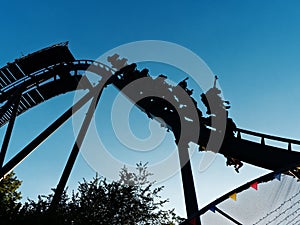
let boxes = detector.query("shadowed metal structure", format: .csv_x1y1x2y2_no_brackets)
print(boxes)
0,43,299,224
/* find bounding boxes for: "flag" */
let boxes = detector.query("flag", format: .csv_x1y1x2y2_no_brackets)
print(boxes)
250,182,258,190
209,205,216,213
274,173,281,181
229,193,237,201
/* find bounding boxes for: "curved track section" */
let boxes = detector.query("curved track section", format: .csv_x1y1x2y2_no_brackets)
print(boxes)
0,43,299,174
220,129,300,172
1,43,300,224
0,48,115,127
107,67,300,173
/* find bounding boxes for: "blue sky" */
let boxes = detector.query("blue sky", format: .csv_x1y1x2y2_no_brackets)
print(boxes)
1,0,300,222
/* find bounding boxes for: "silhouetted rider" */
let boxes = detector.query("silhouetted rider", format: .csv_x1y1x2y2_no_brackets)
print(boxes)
201,76,230,117
177,77,194,96
226,157,243,173
115,63,137,76
107,54,127,70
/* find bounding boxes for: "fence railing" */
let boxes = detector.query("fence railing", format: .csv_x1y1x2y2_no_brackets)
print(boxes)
236,128,300,151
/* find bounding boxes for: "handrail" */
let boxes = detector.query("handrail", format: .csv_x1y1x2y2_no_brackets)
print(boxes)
236,128,300,148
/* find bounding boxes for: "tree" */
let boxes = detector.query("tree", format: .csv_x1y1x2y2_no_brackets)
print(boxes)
18,163,181,225
19,190,70,225
0,171,22,223
70,162,180,224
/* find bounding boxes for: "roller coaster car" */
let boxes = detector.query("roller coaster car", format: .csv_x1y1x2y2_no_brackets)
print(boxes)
115,63,137,76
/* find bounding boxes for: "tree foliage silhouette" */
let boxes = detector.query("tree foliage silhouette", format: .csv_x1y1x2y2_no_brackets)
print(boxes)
16,163,181,225
0,171,22,223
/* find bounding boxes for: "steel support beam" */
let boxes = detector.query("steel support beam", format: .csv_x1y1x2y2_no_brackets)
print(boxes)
178,143,201,225
0,94,21,168
215,207,242,225
0,85,100,180
50,85,103,209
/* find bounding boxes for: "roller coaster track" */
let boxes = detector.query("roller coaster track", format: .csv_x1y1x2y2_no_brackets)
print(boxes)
0,43,299,224
2,58,299,171
0,59,114,127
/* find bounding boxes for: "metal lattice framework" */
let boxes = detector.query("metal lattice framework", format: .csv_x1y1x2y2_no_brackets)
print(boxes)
0,43,299,225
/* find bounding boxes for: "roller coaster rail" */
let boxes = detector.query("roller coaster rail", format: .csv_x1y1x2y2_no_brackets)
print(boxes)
236,128,300,150
0,43,299,225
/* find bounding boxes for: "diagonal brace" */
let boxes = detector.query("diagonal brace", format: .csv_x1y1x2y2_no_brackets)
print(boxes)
0,94,21,168
50,84,104,209
0,84,102,180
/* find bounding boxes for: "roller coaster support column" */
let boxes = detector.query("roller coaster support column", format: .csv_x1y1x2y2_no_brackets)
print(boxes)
50,85,103,209
0,86,97,181
0,94,21,168
178,142,201,225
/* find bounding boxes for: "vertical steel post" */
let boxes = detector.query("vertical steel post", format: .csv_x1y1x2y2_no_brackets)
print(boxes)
0,95,21,168
177,143,201,225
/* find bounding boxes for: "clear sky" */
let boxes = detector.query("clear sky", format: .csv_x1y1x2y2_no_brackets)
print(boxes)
1,0,300,223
